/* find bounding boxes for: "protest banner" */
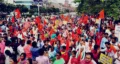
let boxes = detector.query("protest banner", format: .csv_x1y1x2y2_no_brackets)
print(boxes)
115,25,120,42
99,53,113,64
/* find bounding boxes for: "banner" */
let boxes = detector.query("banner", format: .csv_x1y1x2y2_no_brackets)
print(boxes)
115,25,120,42
99,53,113,64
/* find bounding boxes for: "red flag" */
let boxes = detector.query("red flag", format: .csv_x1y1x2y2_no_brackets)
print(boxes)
14,9,21,19
99,9,104,19
82,15,88,24
49,28,55,36
64,16,69,21
61,14,64,19
44,19,47,25
22,32,25,39
38,24,43,31
11,16,15,23
76,28,82,35
14,30,18,37
35,16,41,24
41,34,45,41
66,39,70,51
57,34,61,40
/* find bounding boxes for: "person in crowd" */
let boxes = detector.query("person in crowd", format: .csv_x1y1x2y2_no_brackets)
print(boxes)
111,37,118,49
0,48,5,64
114,44,120,64
30,41,40,60
1,13,120,64
91,45,100,63
80,53,96,64
0,37,5,54
68,50,78,64
53,51,65,64
9,57,17,64
24,40,32,58
36,48,50,64
100,33,108,52
61,46,69,64
5,50,13,64
48,46,56,63
85,39,95,53
42,39,51,51
26,58,32,64
18,53,27,64
105,42,117,58
17,40,25,55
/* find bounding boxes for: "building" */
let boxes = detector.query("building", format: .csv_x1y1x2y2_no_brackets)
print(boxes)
14,0,33,5
4,0,14,4
64,0,69,7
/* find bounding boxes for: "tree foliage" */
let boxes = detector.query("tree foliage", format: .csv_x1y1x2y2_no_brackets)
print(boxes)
0,3,28,14
74,0,120,19
0,0,3,2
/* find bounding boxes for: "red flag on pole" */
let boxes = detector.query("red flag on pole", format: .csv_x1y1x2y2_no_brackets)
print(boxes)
99,9,104,19
14,9,21,19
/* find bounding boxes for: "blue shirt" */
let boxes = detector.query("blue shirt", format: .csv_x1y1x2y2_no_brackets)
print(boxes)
30,47,40,60
100,37,108,49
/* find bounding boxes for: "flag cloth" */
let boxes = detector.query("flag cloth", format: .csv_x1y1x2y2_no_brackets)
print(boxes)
14,9,21,19
82,15,88,24
35,16,41,24
65,16,69,22
66,39,70,51
99,9,104,19
44,19,47,25
11,16,15,23
60,14,64,19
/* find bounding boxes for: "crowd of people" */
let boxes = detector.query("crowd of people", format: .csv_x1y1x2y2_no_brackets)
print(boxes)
0,14,120,64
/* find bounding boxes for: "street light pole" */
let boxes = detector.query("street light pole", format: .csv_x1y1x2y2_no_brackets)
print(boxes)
38,4,40,16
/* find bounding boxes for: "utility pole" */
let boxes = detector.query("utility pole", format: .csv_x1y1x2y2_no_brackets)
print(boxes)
38,4,40,16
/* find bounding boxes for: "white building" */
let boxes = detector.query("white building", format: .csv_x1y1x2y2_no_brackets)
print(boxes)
14,0,33,5
4,0,14,4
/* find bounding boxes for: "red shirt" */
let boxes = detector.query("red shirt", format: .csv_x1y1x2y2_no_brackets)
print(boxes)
80,60,94,64
96,32,103,46
24,45,32,58
91,50,99,61
61,51,69,64
71,57,78,64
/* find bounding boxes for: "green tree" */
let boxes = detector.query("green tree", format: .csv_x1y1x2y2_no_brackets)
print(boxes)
16,5,29,13
0,0,3,2
0,3,6,12
74,0,120,19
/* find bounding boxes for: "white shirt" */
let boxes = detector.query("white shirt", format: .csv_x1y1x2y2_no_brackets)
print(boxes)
36,56,49,64
105,29,111,36
76,43,85,60
17,45,24,55
85,42,95,53
114,52,120,64
17,34,23,39
4,46,14,64
4,46,13,55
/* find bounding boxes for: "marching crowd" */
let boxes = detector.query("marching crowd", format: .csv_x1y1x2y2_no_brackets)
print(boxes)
0,14,120,64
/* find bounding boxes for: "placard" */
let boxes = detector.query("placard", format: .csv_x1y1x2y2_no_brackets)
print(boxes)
99,53,113,64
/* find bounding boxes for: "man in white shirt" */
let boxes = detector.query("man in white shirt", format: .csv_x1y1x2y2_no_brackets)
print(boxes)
17,40,25,55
